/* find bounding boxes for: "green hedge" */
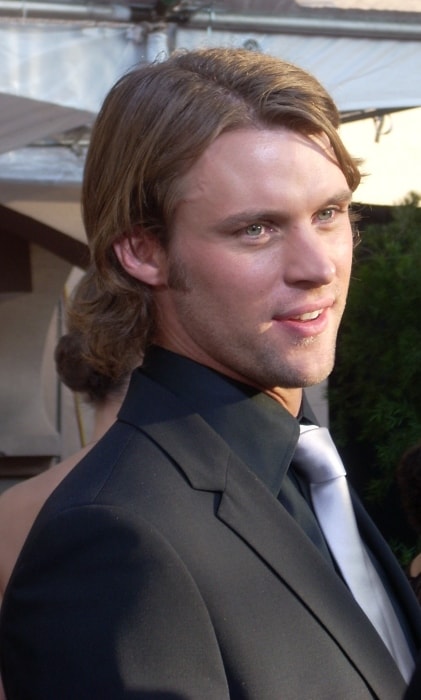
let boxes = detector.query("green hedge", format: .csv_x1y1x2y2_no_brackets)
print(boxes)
328,193,421,563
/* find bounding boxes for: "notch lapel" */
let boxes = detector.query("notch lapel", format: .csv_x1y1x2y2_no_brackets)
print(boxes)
218,449,406,699
119,371,407,698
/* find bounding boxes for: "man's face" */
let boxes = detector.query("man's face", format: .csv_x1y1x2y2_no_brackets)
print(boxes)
154,127,354,398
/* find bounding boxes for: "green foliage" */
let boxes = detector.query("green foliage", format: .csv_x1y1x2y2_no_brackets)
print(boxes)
388,539,417,568
329,193,421,510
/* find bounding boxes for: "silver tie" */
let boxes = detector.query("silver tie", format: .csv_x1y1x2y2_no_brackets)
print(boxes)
294,424,414,683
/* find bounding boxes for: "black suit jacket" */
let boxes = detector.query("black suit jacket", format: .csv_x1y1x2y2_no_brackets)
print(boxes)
1,367,421,699
405,653,421,699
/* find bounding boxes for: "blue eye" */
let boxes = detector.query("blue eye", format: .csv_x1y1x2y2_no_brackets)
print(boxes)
317,208,335,222
245,223,264,237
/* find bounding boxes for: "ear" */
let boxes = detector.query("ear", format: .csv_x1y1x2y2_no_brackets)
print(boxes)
113,228,167,287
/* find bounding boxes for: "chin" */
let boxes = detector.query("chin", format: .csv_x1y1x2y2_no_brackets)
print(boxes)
299,374,330,389
285,354,335,388
300,362,334,388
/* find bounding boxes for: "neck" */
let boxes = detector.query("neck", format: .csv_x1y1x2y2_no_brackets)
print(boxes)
263,386,303,416
91,396,122,443
152,341,303,417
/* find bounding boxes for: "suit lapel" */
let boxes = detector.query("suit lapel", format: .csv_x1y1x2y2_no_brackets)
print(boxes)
353,490,421,646
217,450,406,699
119,371,407,698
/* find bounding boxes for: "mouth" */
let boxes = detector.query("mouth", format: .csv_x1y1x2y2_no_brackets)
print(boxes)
272,303,332,338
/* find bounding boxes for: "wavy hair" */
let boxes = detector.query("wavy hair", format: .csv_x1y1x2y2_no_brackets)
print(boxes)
77,46,361,377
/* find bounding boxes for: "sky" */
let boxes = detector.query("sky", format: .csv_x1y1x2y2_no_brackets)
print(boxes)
340,108,421,206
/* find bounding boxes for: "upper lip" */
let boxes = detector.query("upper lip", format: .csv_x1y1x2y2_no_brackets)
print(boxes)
273,299,335,321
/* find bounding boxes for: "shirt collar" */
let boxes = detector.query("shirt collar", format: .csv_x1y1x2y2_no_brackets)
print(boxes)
141,346,302,495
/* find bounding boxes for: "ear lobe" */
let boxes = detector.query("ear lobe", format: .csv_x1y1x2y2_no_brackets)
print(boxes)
113,229,167,287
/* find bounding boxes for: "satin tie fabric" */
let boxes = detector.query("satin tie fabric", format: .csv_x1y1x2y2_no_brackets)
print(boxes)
294,424,414,683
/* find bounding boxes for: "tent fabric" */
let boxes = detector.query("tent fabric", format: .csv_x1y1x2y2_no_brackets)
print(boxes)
0,2,420,128
8,0,418,22
0,23,145,113
175,27,421,112
0,23,419,132
0,93,93,155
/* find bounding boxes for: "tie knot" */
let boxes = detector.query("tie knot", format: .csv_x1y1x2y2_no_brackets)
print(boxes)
293,425,346,484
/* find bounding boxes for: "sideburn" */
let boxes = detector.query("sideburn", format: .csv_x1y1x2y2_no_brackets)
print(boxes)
167,254,192,293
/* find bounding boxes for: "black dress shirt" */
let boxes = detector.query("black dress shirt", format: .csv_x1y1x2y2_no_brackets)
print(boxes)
141,345,334,563
140,346,418,659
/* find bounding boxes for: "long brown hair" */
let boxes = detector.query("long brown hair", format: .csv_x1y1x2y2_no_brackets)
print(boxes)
77,46,361,378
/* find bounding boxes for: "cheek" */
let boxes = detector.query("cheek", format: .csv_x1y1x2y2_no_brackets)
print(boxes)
208,260,271,302
343,246,354,284
171,237,279,305
333,236,353,280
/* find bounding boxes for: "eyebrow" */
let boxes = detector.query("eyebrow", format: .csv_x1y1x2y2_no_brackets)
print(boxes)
213,189,354,232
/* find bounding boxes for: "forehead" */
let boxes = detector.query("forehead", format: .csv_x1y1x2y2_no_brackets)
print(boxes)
176,127,348,216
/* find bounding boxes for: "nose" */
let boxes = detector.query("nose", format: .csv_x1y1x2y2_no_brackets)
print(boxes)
283,225,336,288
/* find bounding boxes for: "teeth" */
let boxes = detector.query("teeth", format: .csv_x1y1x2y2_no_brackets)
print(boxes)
292,310,322,321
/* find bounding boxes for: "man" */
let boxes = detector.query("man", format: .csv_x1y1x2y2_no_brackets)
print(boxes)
1,47,420,699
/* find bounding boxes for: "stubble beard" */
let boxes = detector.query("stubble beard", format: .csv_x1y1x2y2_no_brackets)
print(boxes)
167,255,338,390
167,255,192,293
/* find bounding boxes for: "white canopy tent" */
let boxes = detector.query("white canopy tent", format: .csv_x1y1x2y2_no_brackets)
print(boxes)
1,1,421,119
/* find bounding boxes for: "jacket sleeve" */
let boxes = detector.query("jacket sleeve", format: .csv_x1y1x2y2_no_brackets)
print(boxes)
405,653,421,700
0,505,230,700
